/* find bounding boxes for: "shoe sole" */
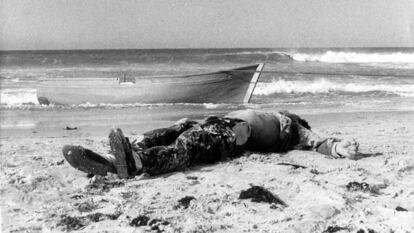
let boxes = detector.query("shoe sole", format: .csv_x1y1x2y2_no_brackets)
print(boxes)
62,145,116,176
109,128,131,178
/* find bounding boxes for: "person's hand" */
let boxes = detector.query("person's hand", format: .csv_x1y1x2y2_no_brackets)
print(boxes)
335,139,359,158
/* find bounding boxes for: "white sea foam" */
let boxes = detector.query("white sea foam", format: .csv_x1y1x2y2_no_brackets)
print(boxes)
254,78,414,97
0,89,39,106
292,51,414,63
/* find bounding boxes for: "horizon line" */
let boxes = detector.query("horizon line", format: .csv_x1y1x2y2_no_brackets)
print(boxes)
1,46,414,52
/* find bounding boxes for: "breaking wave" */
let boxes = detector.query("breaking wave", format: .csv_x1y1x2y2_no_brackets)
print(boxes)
0,89,40,106
291,51,414,63
254,78,414,97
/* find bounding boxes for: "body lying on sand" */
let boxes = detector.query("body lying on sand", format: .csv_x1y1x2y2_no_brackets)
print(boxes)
63,109,359,178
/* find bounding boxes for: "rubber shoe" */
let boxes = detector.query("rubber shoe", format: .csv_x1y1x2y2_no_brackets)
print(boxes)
109,128,135,178
62,145,116,176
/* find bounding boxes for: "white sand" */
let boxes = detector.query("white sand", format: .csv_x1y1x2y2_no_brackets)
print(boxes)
1,110,414,232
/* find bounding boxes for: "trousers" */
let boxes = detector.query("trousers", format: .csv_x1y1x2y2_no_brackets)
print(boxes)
132,116,244,175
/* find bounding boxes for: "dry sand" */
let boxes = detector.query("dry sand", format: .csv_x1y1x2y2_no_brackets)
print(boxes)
1,109,414,233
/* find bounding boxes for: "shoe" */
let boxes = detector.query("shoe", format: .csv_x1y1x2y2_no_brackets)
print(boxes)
62,145,116,176
108,128,135,178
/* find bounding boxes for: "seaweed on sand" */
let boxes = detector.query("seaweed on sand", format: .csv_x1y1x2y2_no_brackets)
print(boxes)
57,215,85,231
175,196,196,209
322,226,348,233
239,185,287,207
130,215,170,232
57,212,121,231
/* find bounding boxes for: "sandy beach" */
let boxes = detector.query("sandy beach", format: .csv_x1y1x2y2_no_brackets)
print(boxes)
1,108,413,233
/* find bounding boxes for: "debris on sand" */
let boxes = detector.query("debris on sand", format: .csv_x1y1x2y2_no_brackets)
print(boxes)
346,182,370,192
130,215,170,232
57,212,122,230
85,176,125,193
322,225,348,233
277,162,307,169
86,213,105,222
76,200,97,212
64,126,78,130
239,185,287,207
395,206,408,211
357,228,377,233
175,196,196,209
310,168,320,174
345,181,386,194
86,212,121,222
57,215,85,231
56,159,65,165
130,215,150,226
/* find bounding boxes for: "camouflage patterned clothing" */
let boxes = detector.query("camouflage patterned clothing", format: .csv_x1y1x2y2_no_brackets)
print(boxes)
133,116,244,175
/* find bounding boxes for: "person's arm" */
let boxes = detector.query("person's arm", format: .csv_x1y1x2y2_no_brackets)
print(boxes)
296,124,359,158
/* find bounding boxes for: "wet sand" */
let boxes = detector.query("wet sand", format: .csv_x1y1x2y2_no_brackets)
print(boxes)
1,109,413,232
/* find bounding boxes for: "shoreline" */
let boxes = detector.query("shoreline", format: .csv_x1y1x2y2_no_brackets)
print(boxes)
1,107,413,138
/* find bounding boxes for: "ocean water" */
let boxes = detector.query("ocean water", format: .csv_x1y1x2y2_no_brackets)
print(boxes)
1,48,414,113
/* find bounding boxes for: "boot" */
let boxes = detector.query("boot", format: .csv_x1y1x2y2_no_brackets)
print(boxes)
62,145,116,176
109,128,138,178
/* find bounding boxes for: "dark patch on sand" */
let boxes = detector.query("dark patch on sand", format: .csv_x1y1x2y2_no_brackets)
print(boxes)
277,162,307,169
175,196,196,209
346,181,386,194
56,159,65,165
322,226,348,233
130,215,150,226
85,177,125,193
130,215,170,232
395,206,408,211
65,126,78,130
57,211,122,231
70,194,83,200
186,176,198,180
76,201,97,212
357,229,378,233
310,168,320,174
346,182,370,192
239,185,287,206
86,212,121,222
57,215,85,231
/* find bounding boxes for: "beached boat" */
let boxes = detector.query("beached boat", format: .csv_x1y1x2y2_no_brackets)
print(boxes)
37,64,264,105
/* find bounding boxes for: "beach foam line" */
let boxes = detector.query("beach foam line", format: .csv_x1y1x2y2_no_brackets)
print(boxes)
0,100,246,110
0,122,36,128
254,78,414,97
291,51,414,63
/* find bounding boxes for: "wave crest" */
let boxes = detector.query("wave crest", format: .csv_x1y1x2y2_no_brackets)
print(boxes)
254,78,414,97
291,51,414,63
0,89,39,106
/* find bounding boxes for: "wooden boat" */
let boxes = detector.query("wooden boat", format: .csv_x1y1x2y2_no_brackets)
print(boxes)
37,64,264,105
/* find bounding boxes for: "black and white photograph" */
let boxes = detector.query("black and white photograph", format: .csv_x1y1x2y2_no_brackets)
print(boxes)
1,0,413,232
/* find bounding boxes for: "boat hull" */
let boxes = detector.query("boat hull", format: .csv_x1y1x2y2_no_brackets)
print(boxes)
37,64,264,105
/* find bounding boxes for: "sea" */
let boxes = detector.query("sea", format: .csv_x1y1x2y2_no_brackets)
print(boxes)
1,48,414,119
